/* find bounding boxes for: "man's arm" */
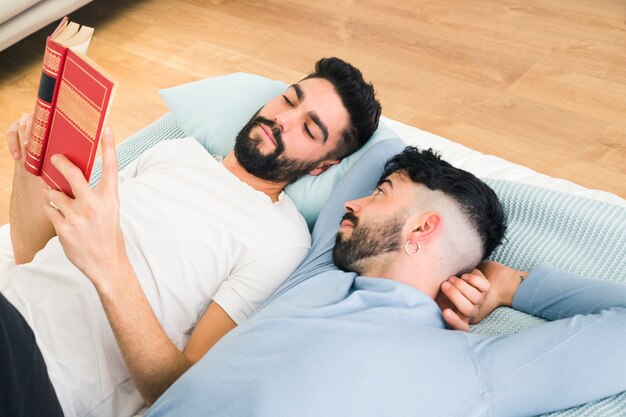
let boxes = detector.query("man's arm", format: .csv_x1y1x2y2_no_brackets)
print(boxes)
476,261,626,320
184,302,236,362
93,262,235,405
512,263,626,318
468,262,626,416
42,127,235,404
7,113,56,264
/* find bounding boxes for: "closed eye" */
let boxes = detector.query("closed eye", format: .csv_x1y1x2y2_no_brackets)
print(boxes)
282,95,294,107
304,123,315,139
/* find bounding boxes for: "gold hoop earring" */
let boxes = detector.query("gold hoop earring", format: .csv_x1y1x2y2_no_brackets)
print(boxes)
405,240,421,256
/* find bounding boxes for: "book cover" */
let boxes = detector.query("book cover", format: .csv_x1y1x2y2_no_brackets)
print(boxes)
25,17,71,175
24,17,115,196
40,49,116,197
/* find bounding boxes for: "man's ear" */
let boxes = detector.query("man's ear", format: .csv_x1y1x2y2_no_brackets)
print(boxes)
308,159,340,176
406,212,442,243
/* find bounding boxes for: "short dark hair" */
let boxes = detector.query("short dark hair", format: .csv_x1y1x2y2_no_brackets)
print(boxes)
304,57,381,159
381,147,506,260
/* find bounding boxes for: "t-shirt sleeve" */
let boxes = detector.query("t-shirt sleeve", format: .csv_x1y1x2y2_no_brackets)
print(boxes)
211,245,309,324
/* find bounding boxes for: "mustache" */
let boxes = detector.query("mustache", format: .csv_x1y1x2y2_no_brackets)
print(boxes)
340,212,359,228
254,116,283,147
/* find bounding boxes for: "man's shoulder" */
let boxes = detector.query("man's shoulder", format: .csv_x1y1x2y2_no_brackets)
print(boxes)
273,193,311,242
229,192,311,254
148,137,209,160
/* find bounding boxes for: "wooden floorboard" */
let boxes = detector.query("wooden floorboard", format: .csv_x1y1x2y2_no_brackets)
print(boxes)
1,0,625,225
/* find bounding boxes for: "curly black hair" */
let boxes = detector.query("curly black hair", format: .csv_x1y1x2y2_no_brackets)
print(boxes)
304,57,382,159
380,147,507,260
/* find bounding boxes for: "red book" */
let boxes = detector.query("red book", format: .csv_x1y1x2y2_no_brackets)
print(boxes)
25,17,116,197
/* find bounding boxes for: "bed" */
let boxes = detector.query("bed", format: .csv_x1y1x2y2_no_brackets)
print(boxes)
2,72,625,416
95,73,623,415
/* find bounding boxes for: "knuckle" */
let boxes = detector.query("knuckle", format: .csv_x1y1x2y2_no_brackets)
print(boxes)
464,273,477,283
82,202,97,219
455,279,469,290
446,286,459,296
67,166,83,181
463,305,476,317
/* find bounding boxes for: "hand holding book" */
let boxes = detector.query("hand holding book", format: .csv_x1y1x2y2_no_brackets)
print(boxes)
27,16,116,197
43,125,129,286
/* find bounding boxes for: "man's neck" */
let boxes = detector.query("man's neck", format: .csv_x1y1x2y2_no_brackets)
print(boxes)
222,152,286,203
360,256,442,300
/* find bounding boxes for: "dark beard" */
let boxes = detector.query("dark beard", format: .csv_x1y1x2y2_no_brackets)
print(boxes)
234,115,321,184
332,212,405,274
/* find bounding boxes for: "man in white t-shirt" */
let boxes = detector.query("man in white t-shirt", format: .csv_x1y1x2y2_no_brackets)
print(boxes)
1,58,385,417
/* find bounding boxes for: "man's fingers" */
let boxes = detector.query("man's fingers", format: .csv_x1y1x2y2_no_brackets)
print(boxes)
7,121,21,160
43,201,65,227
441,280,475,316
50,154,91,197
7,113,34,161
448,276,483,306
99,126,118,191
442,309,469,332
17,113,28,137
43,187,72,215
464,270,491,293
17,113,33,147
24,116,33,154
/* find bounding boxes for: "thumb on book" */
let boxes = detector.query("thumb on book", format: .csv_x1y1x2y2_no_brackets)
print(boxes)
102,125,115,149
100,125,118,185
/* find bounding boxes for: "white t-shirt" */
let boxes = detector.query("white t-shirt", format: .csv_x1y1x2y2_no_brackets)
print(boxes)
0,138,311,417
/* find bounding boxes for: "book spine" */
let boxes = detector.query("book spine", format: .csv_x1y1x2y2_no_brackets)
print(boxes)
24,37,68,175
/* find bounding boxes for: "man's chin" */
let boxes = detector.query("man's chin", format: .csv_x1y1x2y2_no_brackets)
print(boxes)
335,230,350,242
242,135,275,157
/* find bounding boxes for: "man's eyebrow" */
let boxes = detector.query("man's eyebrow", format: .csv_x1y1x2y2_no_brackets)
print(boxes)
376,178,393,189
308,112,329,143
290,84,330,143
291,84,304,101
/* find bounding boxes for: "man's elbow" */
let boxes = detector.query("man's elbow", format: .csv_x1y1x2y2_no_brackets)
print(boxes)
10,232,44,265
142,355,194,406
13,251,34,265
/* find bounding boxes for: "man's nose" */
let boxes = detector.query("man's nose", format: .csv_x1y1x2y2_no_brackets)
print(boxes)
275,109,298,132
344,196,369,214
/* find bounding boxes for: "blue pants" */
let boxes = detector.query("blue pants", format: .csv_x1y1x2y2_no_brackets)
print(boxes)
0,292,64,416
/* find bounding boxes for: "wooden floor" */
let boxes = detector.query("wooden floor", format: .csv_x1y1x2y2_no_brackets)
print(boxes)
1,0,625,224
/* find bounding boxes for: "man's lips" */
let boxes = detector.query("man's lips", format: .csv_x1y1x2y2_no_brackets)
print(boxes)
339,219,354,230
259,124,277,146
